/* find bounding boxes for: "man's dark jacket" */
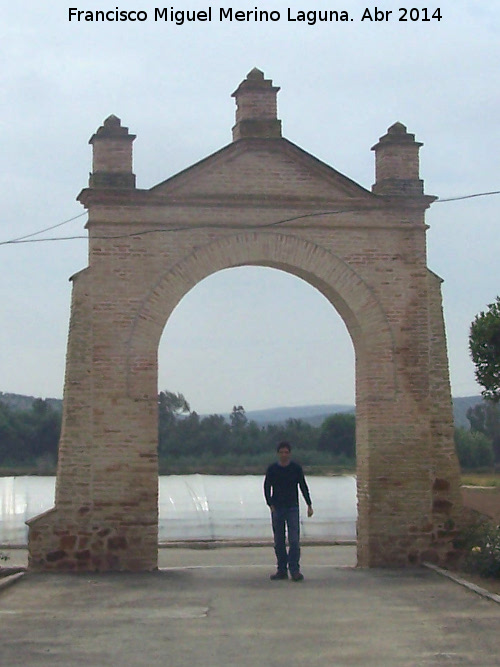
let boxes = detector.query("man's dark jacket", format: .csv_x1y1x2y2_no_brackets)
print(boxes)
264,461,312,509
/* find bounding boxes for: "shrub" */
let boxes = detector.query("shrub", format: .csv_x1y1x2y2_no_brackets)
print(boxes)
455,520,500,579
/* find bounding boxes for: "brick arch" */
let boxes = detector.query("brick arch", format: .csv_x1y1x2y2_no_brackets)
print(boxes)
28,73,464,572
125,231,397,401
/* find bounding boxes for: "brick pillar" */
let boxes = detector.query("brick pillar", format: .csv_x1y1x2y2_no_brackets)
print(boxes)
427,270,464,566
27,117,159,572
231,68,282,140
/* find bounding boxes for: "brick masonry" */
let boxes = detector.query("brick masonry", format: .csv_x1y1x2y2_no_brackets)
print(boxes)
27,69,464,571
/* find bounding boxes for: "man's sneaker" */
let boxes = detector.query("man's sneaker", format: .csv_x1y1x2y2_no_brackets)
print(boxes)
270,571,288,580
291,571,304,582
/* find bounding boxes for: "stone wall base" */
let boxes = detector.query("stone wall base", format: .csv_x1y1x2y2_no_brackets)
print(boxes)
357,512,465,569
27,508,158,572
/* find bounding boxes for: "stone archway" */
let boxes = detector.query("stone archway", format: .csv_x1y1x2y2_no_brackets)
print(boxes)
27,69,463,571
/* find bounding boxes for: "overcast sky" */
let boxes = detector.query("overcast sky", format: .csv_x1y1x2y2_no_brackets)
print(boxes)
1,1,498,414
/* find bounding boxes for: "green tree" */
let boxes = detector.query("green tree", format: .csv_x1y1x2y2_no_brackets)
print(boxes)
454,427,494,469
229,406,257,455
199,414,231,455
154,391,360,472
158,391,190,432
158,390,190,421
174,411,201,455
0,402,24,464
245,420,263,451
158,391,191,457
317,413,356,458
467,401,500,464
0,399,60,467
469,296,500,402
28,400,60,464
230,405,248,430
281,418,318,451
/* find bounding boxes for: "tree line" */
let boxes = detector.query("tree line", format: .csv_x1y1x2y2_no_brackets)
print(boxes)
157,391,356,473
0,389,498,474
0,398,60,472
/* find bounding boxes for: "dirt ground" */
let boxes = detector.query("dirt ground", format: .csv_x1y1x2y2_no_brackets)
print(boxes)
461,485,500,523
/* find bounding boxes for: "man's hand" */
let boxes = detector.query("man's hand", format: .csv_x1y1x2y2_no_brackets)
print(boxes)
307,505,314,518
270,505,275,514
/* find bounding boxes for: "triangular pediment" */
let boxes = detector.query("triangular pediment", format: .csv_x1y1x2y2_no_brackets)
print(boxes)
150,138,375,203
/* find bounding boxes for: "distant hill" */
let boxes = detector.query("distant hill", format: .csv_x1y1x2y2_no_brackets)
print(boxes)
0,391,484,428
243,397,483,428
205,397,485,428
241,403,354,426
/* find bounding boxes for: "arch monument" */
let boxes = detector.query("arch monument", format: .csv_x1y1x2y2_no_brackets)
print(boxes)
28,69,463,571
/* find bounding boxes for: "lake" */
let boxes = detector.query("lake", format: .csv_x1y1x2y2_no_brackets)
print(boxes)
0,474,357,545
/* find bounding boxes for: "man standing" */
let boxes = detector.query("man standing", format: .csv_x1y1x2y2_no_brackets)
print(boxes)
264,441,314,581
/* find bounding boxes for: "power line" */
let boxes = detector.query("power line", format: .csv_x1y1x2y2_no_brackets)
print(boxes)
436,190,500,203
3,212,88,244
0,207,366,245
1,189,499,247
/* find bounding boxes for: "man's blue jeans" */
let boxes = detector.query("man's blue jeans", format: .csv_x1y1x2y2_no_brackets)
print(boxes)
271,506,300,574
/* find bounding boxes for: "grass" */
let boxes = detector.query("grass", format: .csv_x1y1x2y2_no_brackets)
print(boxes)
158,462,355,476
461,472,500,488
1,466,496,480
1,463,355,477
0,465,46,477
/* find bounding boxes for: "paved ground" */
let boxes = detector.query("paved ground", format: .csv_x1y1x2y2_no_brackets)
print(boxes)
1,546,499,666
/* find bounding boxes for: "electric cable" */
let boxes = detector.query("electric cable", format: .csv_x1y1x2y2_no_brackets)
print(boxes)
435,190,500,203
0,189,498,246
3,212,88,244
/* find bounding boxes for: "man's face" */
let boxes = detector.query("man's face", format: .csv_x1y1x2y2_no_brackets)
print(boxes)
277,447,291,466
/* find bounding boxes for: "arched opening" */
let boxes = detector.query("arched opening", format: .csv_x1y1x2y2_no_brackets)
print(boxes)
159,265,355,415
123,230,399,567
156,265,356,544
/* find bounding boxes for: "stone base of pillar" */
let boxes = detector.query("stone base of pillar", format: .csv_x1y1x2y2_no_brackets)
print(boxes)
356,517,465,569
27,507,158,572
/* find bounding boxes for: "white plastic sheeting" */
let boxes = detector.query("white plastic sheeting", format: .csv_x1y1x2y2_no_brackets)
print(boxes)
0,476,54,544
0,475,357,545
159,475,356,541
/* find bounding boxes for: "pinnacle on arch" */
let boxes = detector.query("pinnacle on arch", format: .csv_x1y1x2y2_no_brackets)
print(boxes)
231,68,282,140
371,120,424,196
387,121,407,134
246,67,265,81
373,121,421,146
103,114,122,126
90,115,136,141
87,112,137,189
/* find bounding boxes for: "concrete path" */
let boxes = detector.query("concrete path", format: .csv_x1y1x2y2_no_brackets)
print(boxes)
0,546,499,666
